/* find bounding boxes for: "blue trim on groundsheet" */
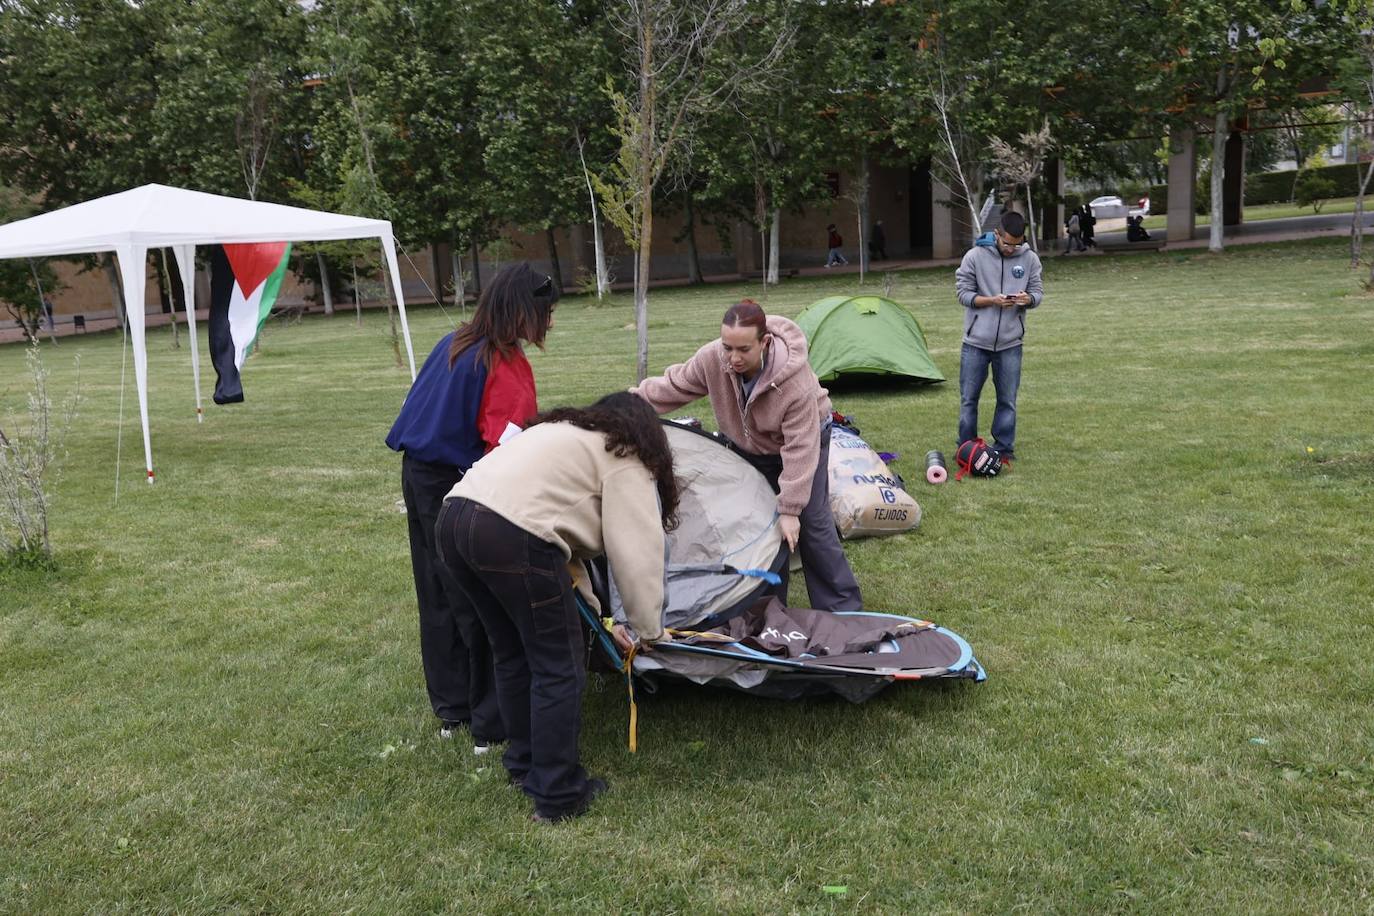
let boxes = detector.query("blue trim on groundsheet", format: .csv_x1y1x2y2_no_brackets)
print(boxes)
577,593,985,682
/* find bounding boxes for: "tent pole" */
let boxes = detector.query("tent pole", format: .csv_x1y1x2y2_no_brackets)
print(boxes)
116,244,156,484
381,236,417,381
173,245,204,422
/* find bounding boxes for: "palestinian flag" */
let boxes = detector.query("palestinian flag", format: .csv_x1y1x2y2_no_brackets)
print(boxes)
208,242,291,404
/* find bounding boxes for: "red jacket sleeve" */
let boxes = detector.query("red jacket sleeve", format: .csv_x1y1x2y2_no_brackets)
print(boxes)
478,352,538,452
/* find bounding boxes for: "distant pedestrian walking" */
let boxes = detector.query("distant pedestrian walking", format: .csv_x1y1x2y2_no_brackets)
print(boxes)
825,225,848,267
1079,205,1097,249
1064,209,1085,253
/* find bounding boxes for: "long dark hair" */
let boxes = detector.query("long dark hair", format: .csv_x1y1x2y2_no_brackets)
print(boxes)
449,262,560,370
530,392,680,530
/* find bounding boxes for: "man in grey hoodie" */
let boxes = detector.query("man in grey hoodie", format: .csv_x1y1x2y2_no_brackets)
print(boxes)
954,211,1044,463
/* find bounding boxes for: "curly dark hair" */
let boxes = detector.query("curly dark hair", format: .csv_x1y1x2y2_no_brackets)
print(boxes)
529,392,680,530
449,262,560,370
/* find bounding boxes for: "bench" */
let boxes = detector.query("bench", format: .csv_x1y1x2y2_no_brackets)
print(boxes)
1096,240,1166,253
738,268,801,280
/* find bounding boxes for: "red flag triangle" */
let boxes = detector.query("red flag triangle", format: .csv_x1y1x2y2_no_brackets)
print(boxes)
223,242,289,296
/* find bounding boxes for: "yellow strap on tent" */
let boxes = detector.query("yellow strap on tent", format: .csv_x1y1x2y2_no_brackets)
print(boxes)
622,642,639,753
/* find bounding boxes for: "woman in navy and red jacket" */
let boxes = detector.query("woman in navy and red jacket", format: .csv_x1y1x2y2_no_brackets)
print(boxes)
386,262,559,751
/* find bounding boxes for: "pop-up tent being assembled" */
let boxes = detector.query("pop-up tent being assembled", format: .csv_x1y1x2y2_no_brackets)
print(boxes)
796,295,944,384
580,422,984,706
0,184,417,482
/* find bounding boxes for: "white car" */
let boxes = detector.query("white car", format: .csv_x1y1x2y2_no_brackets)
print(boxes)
1089,195,1128,219
1090,194,1151,219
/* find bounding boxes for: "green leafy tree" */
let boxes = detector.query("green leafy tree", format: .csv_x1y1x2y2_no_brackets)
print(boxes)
0,186,59,343
1155,1,1343,251
0,0,166,205
305,0,488,288
151,0,311,201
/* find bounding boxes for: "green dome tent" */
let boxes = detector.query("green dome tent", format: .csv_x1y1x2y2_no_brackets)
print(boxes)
796,295,945,383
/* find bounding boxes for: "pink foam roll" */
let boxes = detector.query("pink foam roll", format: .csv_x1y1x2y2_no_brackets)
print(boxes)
926,465,947,484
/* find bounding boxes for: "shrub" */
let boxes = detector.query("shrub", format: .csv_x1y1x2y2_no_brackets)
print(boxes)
1294,172,1338,213
0,344,80,565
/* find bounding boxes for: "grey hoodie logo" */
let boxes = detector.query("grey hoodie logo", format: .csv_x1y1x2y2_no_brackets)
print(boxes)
1012,265,1025,279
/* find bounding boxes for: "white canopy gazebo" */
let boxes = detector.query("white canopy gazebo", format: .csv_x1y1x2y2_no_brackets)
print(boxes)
0,184,418,483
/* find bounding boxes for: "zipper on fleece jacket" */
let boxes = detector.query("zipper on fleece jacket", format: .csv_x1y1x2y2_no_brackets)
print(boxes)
995,256,1005,347
740,380,780,446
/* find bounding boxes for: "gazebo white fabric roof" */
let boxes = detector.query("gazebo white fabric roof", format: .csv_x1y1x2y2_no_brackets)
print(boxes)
0,184,417,482
0,183,406,258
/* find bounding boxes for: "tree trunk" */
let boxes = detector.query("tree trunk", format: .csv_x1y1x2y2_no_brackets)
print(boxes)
28,259,57,346
766,208,780,286
636,194,652,382
101,253,127,332
158,249,180,349
317,253,335,315
1209,108,1228,253
855,155,870,283
429,245,445,305
1025,184,1038,252
546,228,562,293
351,259,363,328
633,8,658,382
1361,155,1374,283
685,190,704,286
1353,159,1374,270
592,220,609,299
752,179,767,298
1352,116,1374,270
451,239,465,305
470,240,482,295
575,130,610,299
381,264,402,367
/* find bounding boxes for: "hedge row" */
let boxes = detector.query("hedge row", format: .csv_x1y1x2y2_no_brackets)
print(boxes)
1246,161,1364,204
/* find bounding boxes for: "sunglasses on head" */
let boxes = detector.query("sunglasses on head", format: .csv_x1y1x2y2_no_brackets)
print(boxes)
534,274,554,296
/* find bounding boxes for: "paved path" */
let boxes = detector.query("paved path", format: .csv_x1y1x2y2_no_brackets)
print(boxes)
1092,209,1374,249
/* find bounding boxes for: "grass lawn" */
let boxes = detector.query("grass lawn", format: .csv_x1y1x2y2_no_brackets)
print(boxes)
2,238,1372,913
1140,196,1363,231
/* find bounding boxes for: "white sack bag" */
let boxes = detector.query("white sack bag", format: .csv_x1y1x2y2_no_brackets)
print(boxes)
827,426,921,539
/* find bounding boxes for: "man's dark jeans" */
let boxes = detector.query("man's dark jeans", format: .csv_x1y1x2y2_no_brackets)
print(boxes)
958,342,1023,457
436,497,590,816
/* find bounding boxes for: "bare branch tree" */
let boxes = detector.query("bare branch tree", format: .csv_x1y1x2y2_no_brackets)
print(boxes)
601,0,793,381
926,46,986,245
841,155,871,283
236,65,279,202
575,128,612,300
989,119,1054,250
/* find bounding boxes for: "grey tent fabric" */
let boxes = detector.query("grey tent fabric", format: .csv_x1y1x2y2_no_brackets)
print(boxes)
698,598,926,659
590,421,985,703
609,422,785,630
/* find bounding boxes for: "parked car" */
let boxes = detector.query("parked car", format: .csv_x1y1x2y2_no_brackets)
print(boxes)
1090,194,1150,220
1089,195,1128,219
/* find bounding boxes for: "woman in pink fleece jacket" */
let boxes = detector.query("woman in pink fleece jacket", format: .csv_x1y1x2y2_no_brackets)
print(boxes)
633,300,861,611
